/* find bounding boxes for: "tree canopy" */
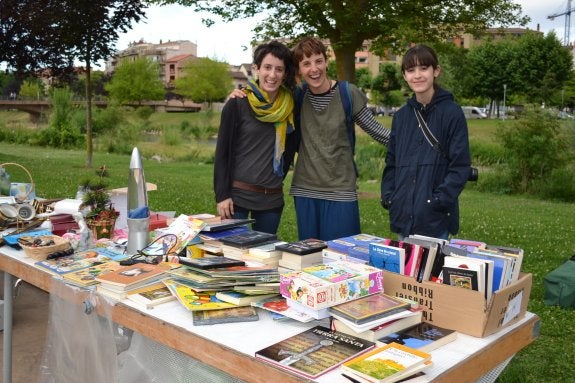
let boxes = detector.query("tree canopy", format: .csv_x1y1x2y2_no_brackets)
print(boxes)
175,57,233,108
150,0,529,82
106,58,165,104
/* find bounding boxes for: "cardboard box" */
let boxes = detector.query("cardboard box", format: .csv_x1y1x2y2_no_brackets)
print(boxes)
382,270,532,337
279,261,384,310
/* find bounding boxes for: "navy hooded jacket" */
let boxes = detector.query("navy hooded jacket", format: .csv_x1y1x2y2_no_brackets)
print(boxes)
381,87,471,237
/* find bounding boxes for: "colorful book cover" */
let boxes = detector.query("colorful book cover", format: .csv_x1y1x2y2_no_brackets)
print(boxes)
126,282,177,309
63,261,123,286
279,261,384,310
255,325,375,379
163,278,237,311
94,262,170,290
192,306,259,325
328,292,411,325
327,234,386,255
35,249,119,276
376,322,457,353
369,243,405,274
251,296,316,323
341,342,431,383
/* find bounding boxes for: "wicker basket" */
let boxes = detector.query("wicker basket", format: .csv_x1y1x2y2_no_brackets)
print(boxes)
18,235,71,261
87,218,116,239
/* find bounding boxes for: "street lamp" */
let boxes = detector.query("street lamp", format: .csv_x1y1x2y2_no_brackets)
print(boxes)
503,84,507,121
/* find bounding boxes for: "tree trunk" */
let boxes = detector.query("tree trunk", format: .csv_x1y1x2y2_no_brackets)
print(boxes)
85,51,93,168
332,43,359,84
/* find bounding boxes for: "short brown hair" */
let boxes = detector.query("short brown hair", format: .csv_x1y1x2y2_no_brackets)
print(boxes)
291,37,328,65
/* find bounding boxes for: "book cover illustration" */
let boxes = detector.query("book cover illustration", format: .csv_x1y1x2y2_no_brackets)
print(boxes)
442,266,479,290
63,261,123,286
151,215,206,255
327,234,386,255
163,278,237,311
368,243,405,274
341,342,431,383
126,282,176,309
255,325,375,379
215,290,279,306
192,306,259,325
95,262,169,289
35,249,119,276
275,238,328,255
251,296,316,323
329,293,411,325
377,322,457,353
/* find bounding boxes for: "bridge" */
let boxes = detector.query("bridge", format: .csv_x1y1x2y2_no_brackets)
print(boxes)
0,99,203,121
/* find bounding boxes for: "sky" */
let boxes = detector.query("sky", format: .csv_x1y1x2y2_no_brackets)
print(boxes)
114,1,573,66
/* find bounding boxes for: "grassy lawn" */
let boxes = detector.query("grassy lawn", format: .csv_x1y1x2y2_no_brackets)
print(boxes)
0,111,574,382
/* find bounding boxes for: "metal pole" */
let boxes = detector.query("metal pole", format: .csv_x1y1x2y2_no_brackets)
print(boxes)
3,272,13,383
503,84,507,121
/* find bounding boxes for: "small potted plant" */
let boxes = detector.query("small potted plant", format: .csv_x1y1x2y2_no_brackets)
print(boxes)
81,166,119,239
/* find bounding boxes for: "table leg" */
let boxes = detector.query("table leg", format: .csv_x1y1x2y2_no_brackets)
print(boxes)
3,271,13,383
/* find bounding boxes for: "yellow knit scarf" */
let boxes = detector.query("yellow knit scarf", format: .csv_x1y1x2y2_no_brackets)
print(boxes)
245,80,294,176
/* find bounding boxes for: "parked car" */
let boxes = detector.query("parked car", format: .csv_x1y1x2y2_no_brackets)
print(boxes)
462,106,487,119
367,105,385,116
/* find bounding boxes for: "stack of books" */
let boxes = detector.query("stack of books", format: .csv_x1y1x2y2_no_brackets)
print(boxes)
219,230,278,259
276,238,327,271
324,234,386,264
95,262,172,300
376,322,457,352
340,342,432,383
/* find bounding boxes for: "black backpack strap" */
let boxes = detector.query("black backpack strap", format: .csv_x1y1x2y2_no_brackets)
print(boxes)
412,107,446,158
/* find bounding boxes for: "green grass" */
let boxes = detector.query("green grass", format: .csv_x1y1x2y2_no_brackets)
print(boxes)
1,110,574,382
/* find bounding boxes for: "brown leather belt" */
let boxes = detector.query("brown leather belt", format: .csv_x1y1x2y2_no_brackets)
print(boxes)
232,180,283,194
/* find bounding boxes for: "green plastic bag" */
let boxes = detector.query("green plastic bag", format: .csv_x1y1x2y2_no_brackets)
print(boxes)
544,255,575,309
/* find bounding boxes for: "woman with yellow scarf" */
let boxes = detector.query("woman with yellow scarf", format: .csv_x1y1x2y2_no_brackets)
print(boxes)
214,41,296,234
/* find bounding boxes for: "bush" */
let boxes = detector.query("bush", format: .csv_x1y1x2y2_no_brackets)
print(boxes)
538,167,575,202
355,135,387,181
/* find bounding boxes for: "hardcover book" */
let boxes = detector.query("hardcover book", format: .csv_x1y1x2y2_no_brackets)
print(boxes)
126,282,176,309
279,261,384,310
341,342,431,383
275,238,327,255
328,292,411,325
332,310,423,342
368,243,405,274
191,305,259,325
201,218,255,232
219,230,278,248
376,322,457,353
254,325,376,379
178,256,245,270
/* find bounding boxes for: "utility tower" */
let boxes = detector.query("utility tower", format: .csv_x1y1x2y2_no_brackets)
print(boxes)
548,0,575,46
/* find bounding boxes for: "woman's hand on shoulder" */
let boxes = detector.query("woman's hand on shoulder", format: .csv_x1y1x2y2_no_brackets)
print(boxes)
227,88,247,100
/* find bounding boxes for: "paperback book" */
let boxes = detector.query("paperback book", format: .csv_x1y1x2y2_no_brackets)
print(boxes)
219,230,278,248
35,249,122,276
178,256,245,270
369,243,406,274
95,262,171,292
163,278,237,311
126,281,176,309
332,309,423,342
328,292,411,325
251,296,316,323
327,234,386,255
191,306,259,325
376,322,457,353
214,290,280,306
254,325,376,379
341,342,432,383
62,261,123,287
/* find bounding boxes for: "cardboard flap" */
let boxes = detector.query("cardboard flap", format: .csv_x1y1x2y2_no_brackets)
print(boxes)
483,273,532,336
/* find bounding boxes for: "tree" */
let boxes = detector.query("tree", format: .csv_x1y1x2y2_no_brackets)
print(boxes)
175,57,233,108
19,79,44,100
150,0,528,83
106,58,165,104
0,1,147,167
371,63,402,106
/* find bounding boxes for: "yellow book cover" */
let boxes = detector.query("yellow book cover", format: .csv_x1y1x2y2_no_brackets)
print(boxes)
163,278,237,311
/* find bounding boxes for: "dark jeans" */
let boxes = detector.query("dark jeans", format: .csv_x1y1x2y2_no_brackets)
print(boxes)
233,205,283,235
